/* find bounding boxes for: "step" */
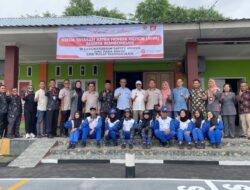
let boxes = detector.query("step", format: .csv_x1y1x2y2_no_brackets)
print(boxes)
44,138,250,162
8,138,57,168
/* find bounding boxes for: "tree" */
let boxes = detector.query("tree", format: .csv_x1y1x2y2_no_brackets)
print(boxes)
135,0,225,22
64,0,94,16
135,0,171,22
94,7,126,19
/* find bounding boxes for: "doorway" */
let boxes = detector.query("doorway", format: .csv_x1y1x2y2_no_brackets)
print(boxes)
115,72,143,89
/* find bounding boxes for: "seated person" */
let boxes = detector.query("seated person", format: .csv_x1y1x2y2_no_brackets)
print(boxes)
153,106,175,147
202,111,224,149
64,111,82,149
138,110,153,149
174,109,192,149
81,107,102,148
190,110,205,149
120,108,137,149
104,108,120,146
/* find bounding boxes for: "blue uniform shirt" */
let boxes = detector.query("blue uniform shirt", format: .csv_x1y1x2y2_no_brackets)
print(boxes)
172,87,190,111
114,87,131,110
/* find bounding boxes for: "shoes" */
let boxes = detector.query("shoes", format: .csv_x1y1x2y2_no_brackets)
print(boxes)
147,142,152,149
113,141,118,146
216,143,222,149
67,144,73,149
212,143,216,149
96,142,101,148
81,142,86,147
142,142,147,149
47,134,54,138
25,133,30,139
179,143,184,149
121,143,126,149
187,143,192,150
200,142,205,149
30,133,36,138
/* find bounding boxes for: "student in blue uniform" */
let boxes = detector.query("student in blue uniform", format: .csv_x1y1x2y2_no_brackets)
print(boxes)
202,111,224,149
120,108,137,149
190,110,205,149
174,109,192,149
138,110,153,149
81,107,102,148
64,111,82,149
104,108,120,146
153,106,175,148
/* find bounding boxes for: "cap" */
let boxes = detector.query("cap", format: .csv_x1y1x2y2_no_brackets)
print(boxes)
109,108,117,115
135,80,142,85
160,106,168,113
90,107,96,111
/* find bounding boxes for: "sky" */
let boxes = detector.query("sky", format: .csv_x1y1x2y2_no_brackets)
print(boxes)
0,0,249,19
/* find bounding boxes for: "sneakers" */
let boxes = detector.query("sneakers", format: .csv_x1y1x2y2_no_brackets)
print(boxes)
25,133,30,139
187,143,192,150
121,143,126,149
30,133,36,138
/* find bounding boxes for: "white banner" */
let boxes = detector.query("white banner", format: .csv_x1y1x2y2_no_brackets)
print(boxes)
56,24,164,60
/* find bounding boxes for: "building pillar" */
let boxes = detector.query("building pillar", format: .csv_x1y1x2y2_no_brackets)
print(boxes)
106,62,114,88
186,42,198,89
39,62,48,83
4,46,19,89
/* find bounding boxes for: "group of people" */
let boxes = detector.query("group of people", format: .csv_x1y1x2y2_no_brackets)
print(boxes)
0,77,249,150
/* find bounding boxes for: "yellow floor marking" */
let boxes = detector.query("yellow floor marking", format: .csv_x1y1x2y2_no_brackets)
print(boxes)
7,179,29,190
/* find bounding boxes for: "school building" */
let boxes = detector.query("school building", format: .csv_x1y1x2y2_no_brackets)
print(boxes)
0,16,249,94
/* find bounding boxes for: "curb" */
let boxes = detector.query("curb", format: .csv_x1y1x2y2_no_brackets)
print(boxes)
41,159,250,166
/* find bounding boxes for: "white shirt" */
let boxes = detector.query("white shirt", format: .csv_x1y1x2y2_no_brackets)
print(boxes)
107,119,119,128
179,119,190,130
122,119,135,132
132,89,145,111
59,88,72,111
34,89,47,111
158,117,172,131
87,116,101,130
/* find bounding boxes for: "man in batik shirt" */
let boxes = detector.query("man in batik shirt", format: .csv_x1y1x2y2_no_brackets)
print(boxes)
190,79,207,116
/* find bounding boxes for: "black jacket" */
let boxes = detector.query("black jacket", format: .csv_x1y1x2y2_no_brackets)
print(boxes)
23,93,37,112
0,92,10,114
8,95,22,117
46,88,60,111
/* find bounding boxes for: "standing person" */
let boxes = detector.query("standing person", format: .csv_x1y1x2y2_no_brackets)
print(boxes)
161,81,173,117
114,78,132,119
70,80,83,119
220,84,237,138
34,81,47,138
0,85,10,138
237,82,250,139
23,85,37,138
190,79,207,116
82,82,99,118
145,79,162,115
172,79,190,118
59,79,72,137
7,88,22,139
99,80,114,122
206,79,222,116
131,80,145,123
46,79,60,138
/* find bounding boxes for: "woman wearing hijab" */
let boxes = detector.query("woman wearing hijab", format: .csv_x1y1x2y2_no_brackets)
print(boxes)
202,111,224,149
23,85,37,138
190,110,205,149
174,109,192,149
64,111,83,149
161,81,173,118
71,81,83,119
207,79,222,116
